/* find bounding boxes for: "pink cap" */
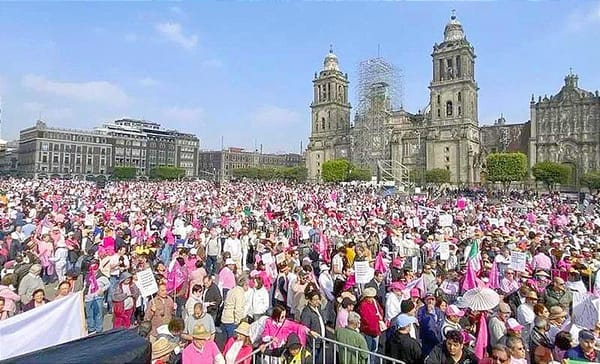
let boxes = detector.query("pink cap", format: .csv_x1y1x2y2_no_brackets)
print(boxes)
389,282,405,291
506,318,524,331
445,305,465,317
410,288,421,297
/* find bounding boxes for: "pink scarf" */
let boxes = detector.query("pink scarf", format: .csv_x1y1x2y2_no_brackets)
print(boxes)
86,266,100,294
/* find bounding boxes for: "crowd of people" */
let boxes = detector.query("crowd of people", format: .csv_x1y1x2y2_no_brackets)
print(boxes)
1,178,600,364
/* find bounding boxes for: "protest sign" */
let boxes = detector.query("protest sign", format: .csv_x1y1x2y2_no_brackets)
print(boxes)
509,251,527,272
439,214,453,227
439,242,450,260
136,268,159,297
354,261,373,284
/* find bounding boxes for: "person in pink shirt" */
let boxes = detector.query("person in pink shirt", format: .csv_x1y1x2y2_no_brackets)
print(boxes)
218,258,237,298
36,234,55,283
499,269,520,295
532,248,552,271
182,324,224,364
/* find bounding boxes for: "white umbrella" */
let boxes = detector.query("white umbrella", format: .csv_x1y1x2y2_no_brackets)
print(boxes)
462,287,500,311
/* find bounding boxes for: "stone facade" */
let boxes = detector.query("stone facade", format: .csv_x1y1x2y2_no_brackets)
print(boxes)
306,14,482,184
479,116,530,155
529,73,600,184
306,48,352,181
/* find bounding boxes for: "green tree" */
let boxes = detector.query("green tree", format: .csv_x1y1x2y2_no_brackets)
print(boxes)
347,168,372,182
321,159,351,182
282,166,308,183
409,169,425,184
581,170,600,193
531,161,571,190
149,166,186,180
112,166,137,180
486,152,528,190
425,168,451,184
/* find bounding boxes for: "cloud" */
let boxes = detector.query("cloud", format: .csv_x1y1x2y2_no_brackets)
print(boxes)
566,2,600,32
139,77,160,87
22,74,130,107
250,105,302,127
23,101,74,122
155,22,198,50
163,106,205,126
124,33,138,42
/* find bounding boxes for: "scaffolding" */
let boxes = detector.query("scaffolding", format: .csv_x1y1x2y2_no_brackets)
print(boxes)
352,57,404,176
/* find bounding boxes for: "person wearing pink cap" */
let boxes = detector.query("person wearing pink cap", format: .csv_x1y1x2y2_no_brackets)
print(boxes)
441,304,464,340
384,281,405,322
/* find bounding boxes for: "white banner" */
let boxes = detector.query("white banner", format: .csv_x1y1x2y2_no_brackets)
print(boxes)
439,214,453,227
509,251,527,272
136,268,159,297
439,242,450,261
354,261,373,284
0,291,86,360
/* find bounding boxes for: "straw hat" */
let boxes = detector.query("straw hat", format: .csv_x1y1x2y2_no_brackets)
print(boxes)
151,337,177,360
235,322,251,337
191,324,212,340
362,287,377,298
548,306,568,320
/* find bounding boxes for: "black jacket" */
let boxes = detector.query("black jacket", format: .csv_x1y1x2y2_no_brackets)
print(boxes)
424,343,477,364
387,332,423,364
365,278,386,307
300,305,325,347
202,283,222,316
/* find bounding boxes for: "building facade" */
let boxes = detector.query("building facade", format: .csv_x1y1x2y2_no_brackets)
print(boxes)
199,147,304,181
18,119,199,178
528,73,600,184
305,48,352,180
479,116,530,155
307,13,482,184
19,120,113,178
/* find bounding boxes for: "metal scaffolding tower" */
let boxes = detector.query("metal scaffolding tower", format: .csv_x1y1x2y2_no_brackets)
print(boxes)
352,57,403,176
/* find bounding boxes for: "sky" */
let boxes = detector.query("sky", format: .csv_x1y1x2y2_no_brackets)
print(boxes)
1,1,600,153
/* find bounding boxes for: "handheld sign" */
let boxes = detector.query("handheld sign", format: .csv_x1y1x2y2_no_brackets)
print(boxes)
136,269,159,297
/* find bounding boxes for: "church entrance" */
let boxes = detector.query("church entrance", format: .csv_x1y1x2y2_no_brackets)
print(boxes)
561,162,578,190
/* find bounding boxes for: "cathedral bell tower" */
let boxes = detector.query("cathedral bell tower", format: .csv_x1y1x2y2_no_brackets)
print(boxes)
425,11,481,184
306,47,352,181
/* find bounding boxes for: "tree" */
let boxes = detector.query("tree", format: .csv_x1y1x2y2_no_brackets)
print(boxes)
531,161,570,190
425,168,451,184
321,159,351,182
347,168,371,182
582,170,600,193
112,166,137,180
409,169,424,184
486,152,528,190
149,166,186,180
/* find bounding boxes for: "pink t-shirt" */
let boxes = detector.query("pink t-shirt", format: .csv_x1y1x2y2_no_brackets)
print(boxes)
182,340,222,364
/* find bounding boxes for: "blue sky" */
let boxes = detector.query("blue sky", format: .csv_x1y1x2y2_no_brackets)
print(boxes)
1,1,600,153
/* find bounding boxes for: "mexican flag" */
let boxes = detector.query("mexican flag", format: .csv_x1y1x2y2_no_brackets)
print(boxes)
466,239,482,273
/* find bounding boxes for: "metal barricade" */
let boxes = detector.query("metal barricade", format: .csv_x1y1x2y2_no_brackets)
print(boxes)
235,334,406,364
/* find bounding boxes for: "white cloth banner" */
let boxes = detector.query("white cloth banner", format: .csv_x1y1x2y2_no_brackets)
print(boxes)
0,291,86,360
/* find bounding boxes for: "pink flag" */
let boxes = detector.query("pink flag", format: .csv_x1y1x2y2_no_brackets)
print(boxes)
165,229,176,246
488,261,500,290
374,252,387,274
402,277,426,299
318,233,330,263
462,262,478,292
166,264,186,293
474,312,489,360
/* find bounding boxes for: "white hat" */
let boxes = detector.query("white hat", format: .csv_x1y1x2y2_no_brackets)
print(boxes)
225,258,236,266
190,248,198,255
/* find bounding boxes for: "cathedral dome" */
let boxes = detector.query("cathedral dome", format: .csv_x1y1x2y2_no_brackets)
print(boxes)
324,46,339,71
444,12,465,42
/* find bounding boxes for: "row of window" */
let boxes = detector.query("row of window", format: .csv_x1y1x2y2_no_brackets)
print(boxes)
44,132,107,144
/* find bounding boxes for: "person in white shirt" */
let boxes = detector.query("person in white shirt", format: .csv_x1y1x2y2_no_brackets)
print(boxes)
223,232,243,270
385,282,404,321
246,276,270,320
516,290,538,341
318,264,334,302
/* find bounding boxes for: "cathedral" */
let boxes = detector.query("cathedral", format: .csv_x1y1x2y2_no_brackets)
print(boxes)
306,13,600,186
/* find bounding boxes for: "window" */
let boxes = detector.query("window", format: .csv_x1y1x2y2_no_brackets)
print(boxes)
53,155,59,163
445,147,450,153
437,95,441,105
321,118,325,130
458,106,462,116
446,166,450,171
437,109,441,118
446,101,453,116
456,55,462,78
458,92,462,102
446,157,450,162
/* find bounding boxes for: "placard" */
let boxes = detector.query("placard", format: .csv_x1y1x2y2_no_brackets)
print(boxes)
572,293,599,330
261,252,274,265
354,261,373,284
412,256,419,273
509,251,527,272
439,214,453,227
275,252,286,265
136,268,159,297
439,242,450,261
488,218,499,227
